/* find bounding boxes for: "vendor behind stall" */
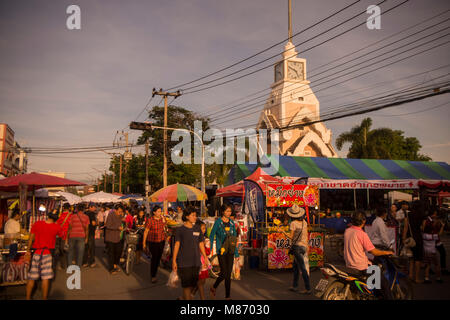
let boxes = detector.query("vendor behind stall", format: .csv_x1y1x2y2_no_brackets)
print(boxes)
4,210,21,236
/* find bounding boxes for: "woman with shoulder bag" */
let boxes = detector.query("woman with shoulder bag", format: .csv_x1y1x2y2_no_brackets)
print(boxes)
278,204,311,294
209,204,239,300
404,201,425,284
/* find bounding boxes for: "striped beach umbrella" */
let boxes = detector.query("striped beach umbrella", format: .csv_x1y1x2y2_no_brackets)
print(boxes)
150,183,207,202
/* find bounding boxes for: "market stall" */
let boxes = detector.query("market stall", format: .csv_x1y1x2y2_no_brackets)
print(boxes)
228,156,450,270
264,183,324,270
0,172,85,287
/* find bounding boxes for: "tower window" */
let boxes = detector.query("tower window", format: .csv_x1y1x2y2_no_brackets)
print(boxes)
298,97,304,101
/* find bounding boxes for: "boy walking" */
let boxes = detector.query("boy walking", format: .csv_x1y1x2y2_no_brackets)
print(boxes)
25,213,62,300
172,207,210,300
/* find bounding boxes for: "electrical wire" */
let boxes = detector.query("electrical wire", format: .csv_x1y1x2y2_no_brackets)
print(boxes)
207,23,450,122
181,0,409,95
372,101,450,116
210,80,450,140
165,0,363,91
212,38,450,127
198,8,450,117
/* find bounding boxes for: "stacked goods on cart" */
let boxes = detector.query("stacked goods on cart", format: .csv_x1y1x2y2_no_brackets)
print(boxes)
0,254,29,286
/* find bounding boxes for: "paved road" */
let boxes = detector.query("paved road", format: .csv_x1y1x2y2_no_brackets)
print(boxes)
1,234,450,300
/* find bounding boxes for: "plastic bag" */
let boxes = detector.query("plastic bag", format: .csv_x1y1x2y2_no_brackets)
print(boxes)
231,257,241,280
166,270,179,288
162,241,171,259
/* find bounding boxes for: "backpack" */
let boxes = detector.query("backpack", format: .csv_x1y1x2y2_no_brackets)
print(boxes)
220,220,237,255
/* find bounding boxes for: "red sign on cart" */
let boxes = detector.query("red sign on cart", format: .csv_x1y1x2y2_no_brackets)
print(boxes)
266,184,319,207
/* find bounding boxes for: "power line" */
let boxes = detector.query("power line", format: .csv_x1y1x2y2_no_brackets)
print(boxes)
29,154,111,160
207,20,450,122
213,82,450,141
318,64,450,103
165,0,363,91
278,85,450,133
254,74,450,133
181,0,408,95
198,9,450,118
212,37,450,127
373,101,450,116
247,72,450,129
179,0,389,93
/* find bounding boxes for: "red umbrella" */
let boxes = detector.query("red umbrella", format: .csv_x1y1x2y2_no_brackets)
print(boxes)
0,172,85,192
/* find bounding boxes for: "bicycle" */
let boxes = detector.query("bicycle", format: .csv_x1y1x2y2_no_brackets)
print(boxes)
124,229,140,275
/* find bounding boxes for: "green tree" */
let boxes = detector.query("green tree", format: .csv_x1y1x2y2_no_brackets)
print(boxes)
101,105,232,194
336,117,431,160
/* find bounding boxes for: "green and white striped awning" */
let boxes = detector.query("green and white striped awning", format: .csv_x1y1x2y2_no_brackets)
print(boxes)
226,155,450,189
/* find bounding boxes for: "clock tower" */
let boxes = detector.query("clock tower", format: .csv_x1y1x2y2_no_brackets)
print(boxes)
257,41,338,157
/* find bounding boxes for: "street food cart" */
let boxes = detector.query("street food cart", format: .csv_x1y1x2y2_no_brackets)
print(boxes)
243,176,325,271
264,183,324,270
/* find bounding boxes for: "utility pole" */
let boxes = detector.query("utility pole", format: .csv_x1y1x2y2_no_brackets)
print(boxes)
115,130,131,195
152,88,181,213
92,167,107,192
130,122,206,216
145,139,150,215
119,154,123,194
112,156,116,193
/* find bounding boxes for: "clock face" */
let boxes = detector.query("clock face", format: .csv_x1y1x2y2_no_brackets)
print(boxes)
287,61,304,80
274,62,283,82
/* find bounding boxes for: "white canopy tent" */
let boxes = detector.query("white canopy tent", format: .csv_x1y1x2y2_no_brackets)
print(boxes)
56,191,82,205
81,191,121,203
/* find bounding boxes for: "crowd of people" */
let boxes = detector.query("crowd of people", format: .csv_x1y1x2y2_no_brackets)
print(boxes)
369,200,448,283
22,201,245,300
19,196,449,300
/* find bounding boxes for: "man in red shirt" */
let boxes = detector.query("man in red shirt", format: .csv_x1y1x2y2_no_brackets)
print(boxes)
55,203,72,270
65,203,89,267
25,212,62,300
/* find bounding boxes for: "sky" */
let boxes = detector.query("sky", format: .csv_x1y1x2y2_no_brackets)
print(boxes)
0,0,449,184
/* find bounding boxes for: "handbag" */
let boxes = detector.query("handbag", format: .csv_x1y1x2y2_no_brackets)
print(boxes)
404,213,416,248
288,221,304,255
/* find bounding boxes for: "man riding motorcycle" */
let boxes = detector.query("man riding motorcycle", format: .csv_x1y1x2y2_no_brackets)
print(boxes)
344,211,394,299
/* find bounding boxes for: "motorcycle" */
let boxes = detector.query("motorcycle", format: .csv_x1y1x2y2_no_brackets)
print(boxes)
315,254,413,300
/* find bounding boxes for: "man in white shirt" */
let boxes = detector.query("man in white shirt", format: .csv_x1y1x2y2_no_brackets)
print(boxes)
395,201,409,223
4,211,21,236
371,208,391,250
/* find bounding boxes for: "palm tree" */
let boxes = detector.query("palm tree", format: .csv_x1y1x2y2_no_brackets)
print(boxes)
335,118,390,159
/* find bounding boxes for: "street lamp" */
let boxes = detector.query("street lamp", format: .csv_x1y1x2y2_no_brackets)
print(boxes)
150,125,206,217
